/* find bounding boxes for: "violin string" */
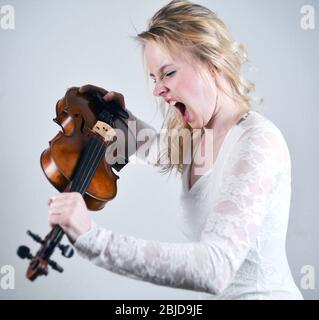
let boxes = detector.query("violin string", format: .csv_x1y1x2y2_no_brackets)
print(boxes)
80,139,105,194
79,142,105,195
45,139,101,255
71,138,98,194
70,139,93,193
77,139,106,195
72,138,98,194
73,137,106,195
74,139,97,194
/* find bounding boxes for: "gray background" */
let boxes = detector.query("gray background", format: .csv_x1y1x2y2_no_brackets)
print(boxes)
0,0,318,300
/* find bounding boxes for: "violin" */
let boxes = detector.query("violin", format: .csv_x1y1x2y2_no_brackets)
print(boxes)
17,87,133,281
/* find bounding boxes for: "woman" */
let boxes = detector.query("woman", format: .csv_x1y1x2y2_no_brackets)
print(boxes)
48,0,303,299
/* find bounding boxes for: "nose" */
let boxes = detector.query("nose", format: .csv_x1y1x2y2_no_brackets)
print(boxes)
153,81,168,97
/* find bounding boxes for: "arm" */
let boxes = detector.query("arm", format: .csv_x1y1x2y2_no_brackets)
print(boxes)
78,85,160,167
73,126,286,294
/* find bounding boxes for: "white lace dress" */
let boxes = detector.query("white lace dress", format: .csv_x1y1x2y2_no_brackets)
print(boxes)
74,110,303,300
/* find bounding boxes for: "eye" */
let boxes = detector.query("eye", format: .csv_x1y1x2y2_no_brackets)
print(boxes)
165,71,176,78
151,71,176,84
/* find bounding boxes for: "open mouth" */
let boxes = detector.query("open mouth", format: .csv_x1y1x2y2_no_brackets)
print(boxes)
167,99,190,122
175,102,186,117
168,100,186,117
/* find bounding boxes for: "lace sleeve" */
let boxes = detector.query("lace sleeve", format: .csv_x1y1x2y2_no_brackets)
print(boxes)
74,126,287,294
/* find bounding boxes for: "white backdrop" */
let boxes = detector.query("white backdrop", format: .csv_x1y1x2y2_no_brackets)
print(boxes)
0,0,318,299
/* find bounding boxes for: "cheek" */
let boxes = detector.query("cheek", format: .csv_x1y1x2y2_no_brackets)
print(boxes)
175,76,193,93
187,79,217,118
175,67,201,95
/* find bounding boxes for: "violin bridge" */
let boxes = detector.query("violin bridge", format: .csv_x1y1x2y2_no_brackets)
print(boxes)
92,121,116,142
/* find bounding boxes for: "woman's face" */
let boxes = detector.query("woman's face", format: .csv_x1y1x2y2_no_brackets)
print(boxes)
145,41,218,129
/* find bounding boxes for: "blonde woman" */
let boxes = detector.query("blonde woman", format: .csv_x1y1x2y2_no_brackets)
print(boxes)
48,0,303,299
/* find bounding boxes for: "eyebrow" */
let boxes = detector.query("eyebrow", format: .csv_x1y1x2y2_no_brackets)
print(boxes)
149,64,174,78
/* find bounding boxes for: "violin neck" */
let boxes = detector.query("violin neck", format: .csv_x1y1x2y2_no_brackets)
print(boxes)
43,225,64,259
47,136,107,255
70,136,107,194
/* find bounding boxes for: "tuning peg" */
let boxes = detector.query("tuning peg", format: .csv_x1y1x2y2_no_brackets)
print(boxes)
48,259,63,273
17,245,64,273
17,246,40,270
27,230,44,244
17,246,33,260
58,244,74,258
27,230,74,259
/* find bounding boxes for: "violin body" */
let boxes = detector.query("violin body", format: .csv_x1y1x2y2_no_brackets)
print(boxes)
41,88,119,211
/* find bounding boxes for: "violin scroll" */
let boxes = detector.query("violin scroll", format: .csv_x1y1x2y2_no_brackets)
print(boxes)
17,228,73,281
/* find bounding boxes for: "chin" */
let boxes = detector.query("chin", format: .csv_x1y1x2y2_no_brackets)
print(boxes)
188,121,202,130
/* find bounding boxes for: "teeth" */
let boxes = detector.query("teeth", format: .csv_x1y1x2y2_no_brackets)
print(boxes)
169,101,177,106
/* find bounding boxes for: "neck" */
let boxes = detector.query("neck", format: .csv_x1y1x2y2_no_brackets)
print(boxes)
205,90,248,137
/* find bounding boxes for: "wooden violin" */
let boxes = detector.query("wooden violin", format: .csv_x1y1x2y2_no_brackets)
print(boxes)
17,87,133,281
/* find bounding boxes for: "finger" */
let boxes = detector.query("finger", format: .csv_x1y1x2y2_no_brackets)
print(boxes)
48,213,62,227
49,219,66,230
48,204,68,215
48,195,64,207
48,210,71,227
103,91,114,102
49,201,79,215
48,193,78,205
48,194,61,206
79,84,108,95
48,192,80,204
103,91,126,109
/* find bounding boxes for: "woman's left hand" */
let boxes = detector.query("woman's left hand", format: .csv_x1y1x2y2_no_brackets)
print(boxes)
48,193,92,243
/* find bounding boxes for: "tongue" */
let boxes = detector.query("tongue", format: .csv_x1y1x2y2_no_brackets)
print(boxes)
175,102,190,122
183,111,190,122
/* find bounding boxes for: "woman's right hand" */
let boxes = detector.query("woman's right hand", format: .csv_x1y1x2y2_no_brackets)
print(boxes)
79,84,126,110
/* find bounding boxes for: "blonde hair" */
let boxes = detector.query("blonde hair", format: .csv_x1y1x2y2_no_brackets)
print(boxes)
135,0,258,175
